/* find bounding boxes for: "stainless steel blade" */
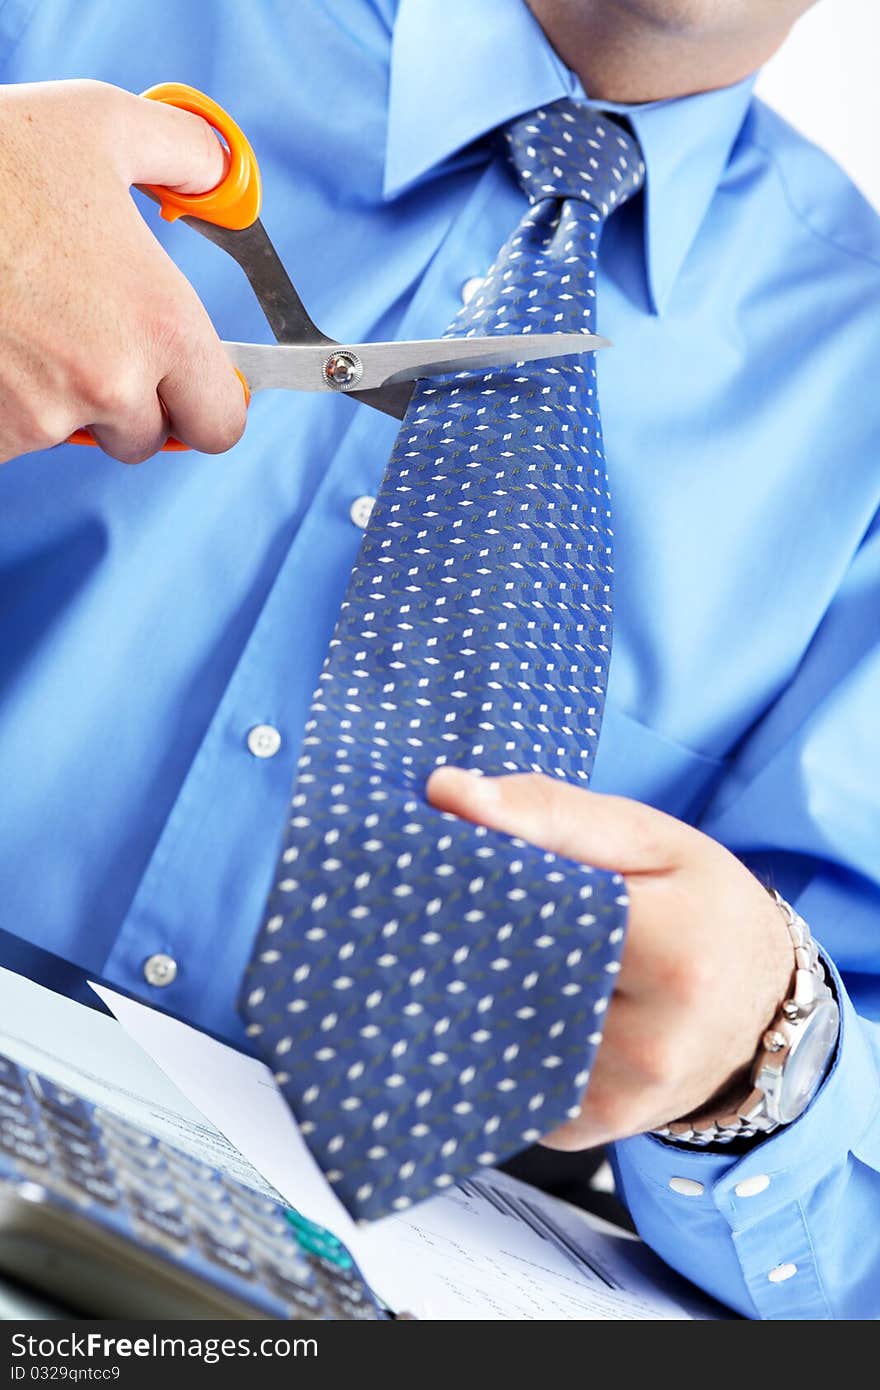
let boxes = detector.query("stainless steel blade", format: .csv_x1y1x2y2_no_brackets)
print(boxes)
180,216,330,346
151,198,608,420
223,332,610,396
174,213,412,418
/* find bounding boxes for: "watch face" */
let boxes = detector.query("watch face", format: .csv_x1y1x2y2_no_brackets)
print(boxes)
777,999,840,1124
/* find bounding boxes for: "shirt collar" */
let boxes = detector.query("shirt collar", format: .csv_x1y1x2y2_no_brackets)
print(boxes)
385,0,756,314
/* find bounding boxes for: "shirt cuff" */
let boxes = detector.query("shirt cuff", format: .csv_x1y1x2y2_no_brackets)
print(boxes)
611,952,880,1316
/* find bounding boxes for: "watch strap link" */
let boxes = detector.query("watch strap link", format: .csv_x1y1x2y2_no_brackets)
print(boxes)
652,891,832,1147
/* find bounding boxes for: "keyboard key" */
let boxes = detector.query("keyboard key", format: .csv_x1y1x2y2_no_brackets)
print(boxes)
0,1134,50,1166
120,1178,180,1211
241,1206,286,1247
161,1146,214,1180
265,1273,323,1316
99,1118,157,1148
271,1257,315,1290
226,1185,280,1214
0,1105,28,1129
180,1180,228,1209
56,1134,100,1162
29,1077,91,1125
62,1147,111,1177
77,1175,119,1205
199,1235,255,1279
47,1113,96,1144
0,1118,40,1145
192,1215,247,1249
131,1199,189,1244
112,1151,167,1181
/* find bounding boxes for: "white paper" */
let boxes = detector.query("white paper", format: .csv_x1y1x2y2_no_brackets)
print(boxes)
356,1170,696,1320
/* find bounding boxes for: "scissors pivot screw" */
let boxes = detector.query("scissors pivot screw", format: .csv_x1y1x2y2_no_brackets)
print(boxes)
322,350,364,391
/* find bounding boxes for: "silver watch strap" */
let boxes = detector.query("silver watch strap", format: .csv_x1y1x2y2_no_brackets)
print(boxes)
652,891,829,1147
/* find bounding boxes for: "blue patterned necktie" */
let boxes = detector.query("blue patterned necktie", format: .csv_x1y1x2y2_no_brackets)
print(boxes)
241,103,645,1221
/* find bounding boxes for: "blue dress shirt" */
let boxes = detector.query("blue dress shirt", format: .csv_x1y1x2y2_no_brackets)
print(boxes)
1,0,878,1319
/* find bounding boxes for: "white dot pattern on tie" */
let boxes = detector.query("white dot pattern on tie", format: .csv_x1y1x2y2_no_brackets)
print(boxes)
242,103,644,1221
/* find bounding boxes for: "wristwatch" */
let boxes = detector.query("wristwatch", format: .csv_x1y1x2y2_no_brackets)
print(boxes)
653,891,840,1147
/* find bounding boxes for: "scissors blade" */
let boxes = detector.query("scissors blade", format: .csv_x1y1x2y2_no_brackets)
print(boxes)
223,332,610,400
175,211,608,418
177,213,412,416
179,216,331,346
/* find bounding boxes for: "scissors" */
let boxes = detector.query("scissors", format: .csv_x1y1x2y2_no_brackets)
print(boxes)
71,83,609,451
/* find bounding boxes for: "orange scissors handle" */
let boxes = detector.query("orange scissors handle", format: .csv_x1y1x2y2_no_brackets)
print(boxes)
139,81,262,230
69,82,258,452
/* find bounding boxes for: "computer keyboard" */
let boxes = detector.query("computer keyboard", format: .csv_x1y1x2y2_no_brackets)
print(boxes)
0,1049,381,1319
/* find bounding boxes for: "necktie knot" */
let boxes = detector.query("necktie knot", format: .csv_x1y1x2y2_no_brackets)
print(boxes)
504,99,645,219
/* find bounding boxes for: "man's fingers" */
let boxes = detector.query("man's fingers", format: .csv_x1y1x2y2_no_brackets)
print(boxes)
117,88,227,194
538,996,683,1150
426,766,689,874
87,391,169,465
158,320,248,455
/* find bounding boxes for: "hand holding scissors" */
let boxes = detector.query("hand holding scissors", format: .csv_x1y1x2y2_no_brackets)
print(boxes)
69,83,609,452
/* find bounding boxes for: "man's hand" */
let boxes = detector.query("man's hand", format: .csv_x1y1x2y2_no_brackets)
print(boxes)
427,767,794,1149
0,80,246,464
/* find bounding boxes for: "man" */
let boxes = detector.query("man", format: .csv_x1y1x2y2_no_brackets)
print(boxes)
0,0,877,1318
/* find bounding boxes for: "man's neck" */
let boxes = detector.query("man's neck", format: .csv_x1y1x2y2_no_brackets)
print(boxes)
526,1,803,102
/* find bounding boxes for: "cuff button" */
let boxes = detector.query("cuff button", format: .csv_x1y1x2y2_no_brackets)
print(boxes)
668,1177,704,1197
735,1174,770,1198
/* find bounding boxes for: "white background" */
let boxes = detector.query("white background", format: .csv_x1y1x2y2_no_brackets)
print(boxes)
758,0,880,209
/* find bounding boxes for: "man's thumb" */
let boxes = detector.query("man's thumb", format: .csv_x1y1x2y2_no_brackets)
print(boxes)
121,89,226,194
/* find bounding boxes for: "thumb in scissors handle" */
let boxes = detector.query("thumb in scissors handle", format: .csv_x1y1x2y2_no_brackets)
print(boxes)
138,82,263,232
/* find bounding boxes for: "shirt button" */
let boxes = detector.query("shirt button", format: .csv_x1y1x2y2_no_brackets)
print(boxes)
247,724,282,759
461,276,484,305
668,1177,704,1197
349,495,375,530
767,1262,798,1283
143,954,178,988
735,1174,770,1198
